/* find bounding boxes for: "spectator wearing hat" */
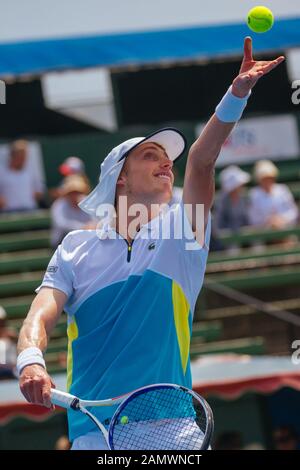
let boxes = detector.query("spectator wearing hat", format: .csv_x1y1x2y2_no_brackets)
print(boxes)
49,157,90,201
0,306,17,380
215,165,250,232
50,175,94,247
248,160,299,229
0,140,45,212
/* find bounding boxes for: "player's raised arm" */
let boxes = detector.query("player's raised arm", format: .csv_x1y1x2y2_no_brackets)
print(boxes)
17,287,67,408
183,37,285,232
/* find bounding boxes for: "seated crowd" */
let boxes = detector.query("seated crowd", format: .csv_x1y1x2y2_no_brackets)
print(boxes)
212,160,299,251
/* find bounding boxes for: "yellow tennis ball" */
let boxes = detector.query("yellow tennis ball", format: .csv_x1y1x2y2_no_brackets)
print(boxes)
120,415,129,425
247,6,274,33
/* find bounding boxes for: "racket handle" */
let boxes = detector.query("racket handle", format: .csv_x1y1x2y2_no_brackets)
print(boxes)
51,388,78,409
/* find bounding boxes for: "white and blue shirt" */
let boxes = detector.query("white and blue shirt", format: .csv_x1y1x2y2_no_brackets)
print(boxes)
37,203,211,441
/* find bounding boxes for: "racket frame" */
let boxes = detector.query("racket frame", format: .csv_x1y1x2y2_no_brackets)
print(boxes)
51,383,214,450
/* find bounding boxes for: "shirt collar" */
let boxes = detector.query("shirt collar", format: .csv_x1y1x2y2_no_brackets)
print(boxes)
96,211,164,241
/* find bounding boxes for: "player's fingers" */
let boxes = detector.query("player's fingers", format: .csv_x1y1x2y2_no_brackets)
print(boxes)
19,366,54,407
262,57,285,74
31,381,44,405
48,378,56,410
22,380,41,404
41,382,52,408
20,379,37,404
270,57,285,68
20,383,33,404
244,36,253,61
263,63,279,74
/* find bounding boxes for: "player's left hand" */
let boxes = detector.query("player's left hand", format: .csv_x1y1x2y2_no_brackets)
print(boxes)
232,37,285,98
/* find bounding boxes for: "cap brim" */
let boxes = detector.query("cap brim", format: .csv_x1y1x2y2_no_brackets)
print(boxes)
119,127,186,163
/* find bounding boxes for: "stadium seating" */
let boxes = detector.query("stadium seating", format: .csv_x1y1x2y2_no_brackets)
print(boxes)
190,337,265,359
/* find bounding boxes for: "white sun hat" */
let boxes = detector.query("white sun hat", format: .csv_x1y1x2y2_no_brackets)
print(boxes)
220,165,251,194
79,127,186,217
254,160,279,181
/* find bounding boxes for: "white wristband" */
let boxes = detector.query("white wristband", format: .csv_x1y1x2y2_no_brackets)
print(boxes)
215,85,251,123
17,347,46,377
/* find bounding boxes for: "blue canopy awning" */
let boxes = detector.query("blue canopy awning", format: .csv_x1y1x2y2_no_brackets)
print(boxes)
1,17,300,77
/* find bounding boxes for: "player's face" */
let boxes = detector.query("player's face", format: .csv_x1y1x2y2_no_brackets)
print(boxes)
118,142,174,203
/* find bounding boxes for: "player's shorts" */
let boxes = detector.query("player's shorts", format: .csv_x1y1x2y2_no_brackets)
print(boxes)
71,419,210,450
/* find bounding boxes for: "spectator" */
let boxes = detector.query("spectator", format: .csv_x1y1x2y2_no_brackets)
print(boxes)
0,140,45,212
273,425,300,451
215,165,250,231
50,175,94,247
50,156,89,201
0,306,17,380
248,160,299,229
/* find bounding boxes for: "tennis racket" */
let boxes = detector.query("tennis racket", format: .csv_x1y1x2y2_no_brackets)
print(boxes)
51,383,214,450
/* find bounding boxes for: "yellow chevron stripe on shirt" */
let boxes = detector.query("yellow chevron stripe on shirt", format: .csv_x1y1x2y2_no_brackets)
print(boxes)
67,318,79,391
172,281,191,374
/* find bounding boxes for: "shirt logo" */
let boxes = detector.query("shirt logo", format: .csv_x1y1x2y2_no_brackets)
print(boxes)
148,243,156,251
47,265,58,273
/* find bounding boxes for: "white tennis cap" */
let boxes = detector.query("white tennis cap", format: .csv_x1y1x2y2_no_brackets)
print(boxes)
220,165,250,194
254,160,279,181
79,128,186,217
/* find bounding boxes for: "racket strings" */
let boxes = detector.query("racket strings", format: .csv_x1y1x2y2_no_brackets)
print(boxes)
111,387,208,450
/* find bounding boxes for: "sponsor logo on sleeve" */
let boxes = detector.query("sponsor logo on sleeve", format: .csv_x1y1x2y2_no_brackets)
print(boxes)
47,265,58,273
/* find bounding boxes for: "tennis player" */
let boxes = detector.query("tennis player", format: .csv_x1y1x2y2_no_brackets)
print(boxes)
17,38,284,450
